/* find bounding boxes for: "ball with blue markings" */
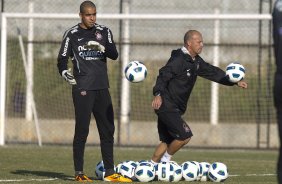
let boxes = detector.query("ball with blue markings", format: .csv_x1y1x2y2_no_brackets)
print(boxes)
134,161,155,182
199,162,211,181
181,161,199,181
226,62,245,83
124,61,147,83
208,162,229,182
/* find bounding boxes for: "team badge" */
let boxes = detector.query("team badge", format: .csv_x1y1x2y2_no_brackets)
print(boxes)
95,32,103,40
80,91,87,96
183,123,191,132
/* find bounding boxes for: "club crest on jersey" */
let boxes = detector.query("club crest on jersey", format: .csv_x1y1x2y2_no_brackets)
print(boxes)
183,123,191,132
80,91,87,96
95,31,103,40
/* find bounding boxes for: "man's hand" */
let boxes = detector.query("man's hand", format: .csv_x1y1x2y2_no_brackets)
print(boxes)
62,68,77,85
237,81,247,89
152,95,162,110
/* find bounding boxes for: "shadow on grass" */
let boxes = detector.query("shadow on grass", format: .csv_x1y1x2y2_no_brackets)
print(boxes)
10,170,73,181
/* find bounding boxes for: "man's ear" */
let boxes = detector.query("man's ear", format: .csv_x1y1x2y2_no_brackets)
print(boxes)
186,41,190,47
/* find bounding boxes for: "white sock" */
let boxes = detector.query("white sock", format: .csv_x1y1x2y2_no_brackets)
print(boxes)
160,151,172,162
150,159,159,166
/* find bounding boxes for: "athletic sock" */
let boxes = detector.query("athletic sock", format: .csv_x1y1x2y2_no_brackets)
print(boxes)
160,151,172,162
150,159,159,166
75,171,84,176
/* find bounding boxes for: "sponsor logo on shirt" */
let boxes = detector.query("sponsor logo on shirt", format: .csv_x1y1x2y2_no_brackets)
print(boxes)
77,41,104,60
107,29,112,43
62,37,70,56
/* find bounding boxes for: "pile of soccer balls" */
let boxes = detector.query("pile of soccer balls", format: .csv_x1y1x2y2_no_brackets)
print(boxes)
95,160,228,182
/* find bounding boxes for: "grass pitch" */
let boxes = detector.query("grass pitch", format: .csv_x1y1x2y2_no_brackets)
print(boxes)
0,145,278,183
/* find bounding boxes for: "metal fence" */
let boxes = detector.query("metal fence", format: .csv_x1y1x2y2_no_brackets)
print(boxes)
0,0,277,149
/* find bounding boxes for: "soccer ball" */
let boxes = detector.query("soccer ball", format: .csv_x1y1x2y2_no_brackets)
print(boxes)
137,160,150,165
124,60,147,83
199,162,210,181
181,161,199,181
191,161,202,181
169,161,183,182
118,161,137,180
116,160,137,173
225,62,245,83
95,160,105,180
155,162,175,182
208,162,229,182
115,162,123,174
134,162,155,182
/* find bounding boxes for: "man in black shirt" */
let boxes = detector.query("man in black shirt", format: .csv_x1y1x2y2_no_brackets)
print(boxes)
150,30,248,164
57,1,131,182
272,0,282,183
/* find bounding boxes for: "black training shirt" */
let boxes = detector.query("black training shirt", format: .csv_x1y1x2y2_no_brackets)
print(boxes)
57,23,118,90
153,48,234,114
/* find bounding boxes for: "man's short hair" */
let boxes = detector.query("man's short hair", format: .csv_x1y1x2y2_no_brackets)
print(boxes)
80,1,96,13
184,30,200,44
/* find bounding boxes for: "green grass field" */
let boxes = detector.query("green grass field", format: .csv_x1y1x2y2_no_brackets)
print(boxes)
0,145,278,184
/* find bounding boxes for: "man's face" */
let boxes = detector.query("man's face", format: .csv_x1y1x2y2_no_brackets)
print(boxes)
188,33,204,55
79,6,96,29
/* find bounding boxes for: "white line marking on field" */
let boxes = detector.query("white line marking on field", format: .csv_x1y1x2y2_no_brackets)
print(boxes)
0,174,276,182
0,178,58,182
230,173,276,177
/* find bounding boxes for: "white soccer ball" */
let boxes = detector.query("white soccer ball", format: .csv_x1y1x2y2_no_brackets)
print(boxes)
208,162,229,182
124,60,147,83
118,161,137,180
134,162,155,182
225,62,245,83
155,162,175,182
95,160,105,180
191,161,202,181
115,162,123,174
169,161,183,182
181,161,199,181
199,162,210,181
137,160,150,165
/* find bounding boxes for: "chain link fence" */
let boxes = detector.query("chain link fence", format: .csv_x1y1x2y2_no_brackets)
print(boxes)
0,0,277,148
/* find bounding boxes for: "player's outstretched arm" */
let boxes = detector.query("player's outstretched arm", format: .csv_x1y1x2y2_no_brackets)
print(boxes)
237,81,247,89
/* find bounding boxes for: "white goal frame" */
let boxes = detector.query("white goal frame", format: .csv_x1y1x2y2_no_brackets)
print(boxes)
0,12,272,146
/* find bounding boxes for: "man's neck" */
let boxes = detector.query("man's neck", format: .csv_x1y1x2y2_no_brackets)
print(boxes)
181,46,196,60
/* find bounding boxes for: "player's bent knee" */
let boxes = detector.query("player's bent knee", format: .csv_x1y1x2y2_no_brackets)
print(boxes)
175,137,191,146
183,137,191,145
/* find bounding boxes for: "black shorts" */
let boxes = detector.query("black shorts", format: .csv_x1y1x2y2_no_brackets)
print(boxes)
157,112,193,144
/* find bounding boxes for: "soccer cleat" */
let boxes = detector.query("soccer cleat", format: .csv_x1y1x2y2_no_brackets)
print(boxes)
75,174,93,182
104,173,132,182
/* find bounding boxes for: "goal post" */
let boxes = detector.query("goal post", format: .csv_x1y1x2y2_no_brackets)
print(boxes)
0,12,272,146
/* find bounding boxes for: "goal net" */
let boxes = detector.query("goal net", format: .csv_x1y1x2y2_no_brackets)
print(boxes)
0,11,273,148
